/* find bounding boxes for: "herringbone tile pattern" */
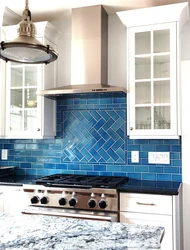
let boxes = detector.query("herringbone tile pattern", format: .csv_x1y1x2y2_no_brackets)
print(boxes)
61,109,126,163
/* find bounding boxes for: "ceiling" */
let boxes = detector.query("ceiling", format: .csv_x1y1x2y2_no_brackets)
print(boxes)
3,0,190,22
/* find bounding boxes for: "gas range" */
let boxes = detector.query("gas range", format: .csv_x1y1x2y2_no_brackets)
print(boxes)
22,174,128,222
34,174,128,189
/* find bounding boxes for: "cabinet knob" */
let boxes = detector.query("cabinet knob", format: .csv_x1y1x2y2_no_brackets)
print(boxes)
37,128,40,131
130,127,133,130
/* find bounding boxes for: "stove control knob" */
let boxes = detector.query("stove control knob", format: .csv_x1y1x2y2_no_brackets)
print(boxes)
88,199,96,208
31,196,39,204
59,197,67,206
69,198,77,207
99,199,107,209
40,196,49,205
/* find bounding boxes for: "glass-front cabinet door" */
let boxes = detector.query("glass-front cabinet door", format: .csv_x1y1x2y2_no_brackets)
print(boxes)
128,23,178,138
6,63,42,137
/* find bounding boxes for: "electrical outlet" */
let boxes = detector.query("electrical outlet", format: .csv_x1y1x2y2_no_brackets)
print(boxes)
131,151,139,163
148,152,170,164
1,149,8,160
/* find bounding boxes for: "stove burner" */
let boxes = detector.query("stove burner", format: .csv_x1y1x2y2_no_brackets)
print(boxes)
34,174,128,189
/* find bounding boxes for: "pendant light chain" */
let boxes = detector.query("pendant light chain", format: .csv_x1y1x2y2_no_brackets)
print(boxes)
25,0,29,10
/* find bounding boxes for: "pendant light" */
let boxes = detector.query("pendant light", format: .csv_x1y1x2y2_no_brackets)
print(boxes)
0,0,58,64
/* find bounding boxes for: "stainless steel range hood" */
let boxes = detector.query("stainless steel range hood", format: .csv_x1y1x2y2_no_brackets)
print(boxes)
38,5,126,98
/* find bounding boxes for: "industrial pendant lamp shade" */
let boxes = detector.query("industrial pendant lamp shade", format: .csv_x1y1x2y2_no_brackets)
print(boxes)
0,0,58,64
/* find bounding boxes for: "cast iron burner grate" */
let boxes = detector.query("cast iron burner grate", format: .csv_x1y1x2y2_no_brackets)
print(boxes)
34,174,128,189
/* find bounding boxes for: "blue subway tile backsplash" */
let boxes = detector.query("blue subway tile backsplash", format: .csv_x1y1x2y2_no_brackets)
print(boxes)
0,92,182,181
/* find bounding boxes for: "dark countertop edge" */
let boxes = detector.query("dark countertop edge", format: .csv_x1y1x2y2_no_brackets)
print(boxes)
0,175,182,196
118,188,180,195
118,182,182,196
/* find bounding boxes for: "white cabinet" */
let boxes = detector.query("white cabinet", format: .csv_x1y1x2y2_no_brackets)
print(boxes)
119,192,182,250
0,21,61,139
0,186,27,214
117,2,189,139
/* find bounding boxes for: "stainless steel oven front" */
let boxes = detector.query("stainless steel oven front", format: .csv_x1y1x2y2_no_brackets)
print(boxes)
22,184,119,222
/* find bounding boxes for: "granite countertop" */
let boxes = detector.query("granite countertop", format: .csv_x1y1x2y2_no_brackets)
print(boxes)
0,213,164,250
118,178,181,195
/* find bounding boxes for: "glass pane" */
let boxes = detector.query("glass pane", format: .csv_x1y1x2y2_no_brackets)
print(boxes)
135,32,150,55
25,88,37,108
154,106,170,129
135,107,151,129
135,81,151,104
154,81,170,103
24,110,37,131
154,55,170,78
154,29,170,53
11,67,23,87
25,66,38,86
135,57,151,79
11,89,22,108
10,110,22,131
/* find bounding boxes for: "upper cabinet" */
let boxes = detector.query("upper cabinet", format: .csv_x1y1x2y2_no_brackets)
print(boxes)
117,3,189,139
0,21,62,139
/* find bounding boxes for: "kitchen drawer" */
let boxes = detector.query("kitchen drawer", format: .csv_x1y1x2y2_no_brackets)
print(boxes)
120,193,172,215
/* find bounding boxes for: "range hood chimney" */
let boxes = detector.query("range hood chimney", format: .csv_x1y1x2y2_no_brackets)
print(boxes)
38,5,126,98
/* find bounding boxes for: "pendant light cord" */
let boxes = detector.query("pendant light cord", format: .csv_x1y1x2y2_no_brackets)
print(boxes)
23,0,31,21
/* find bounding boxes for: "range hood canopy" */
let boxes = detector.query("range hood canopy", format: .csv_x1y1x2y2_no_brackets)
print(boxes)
38,5,126,97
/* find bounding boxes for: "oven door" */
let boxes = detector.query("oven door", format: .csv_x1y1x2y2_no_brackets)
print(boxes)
22,206,118,222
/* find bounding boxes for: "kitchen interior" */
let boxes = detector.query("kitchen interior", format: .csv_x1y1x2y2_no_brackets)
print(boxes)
0,0,190,249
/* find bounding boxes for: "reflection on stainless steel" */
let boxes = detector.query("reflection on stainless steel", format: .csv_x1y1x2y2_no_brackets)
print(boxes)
22,207,118,222
23,174,128,222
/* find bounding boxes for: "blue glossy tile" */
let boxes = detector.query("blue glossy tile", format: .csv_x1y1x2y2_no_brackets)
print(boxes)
127,145,140,151
26,169,37,175
0,95,182,181
26,144,38,150
94,165,106,171
157,174,171,181
32,150,43,156
133,139,149,145
15,168,26,175
141,145,155,152
4,144,14,149
68,165,80,170
113,172,127,177
170,152,180,159
128,173,141,179
31,164,43,169
156,145,170,151
56,164,68,170
107,165,121,172
142,173,156,181
20,163,31,168
172,175,182,182
26,157,36,162
81,165,93,171
171,159,182,166
172,145,181,152
149,139,164,144
164,167,179,173
14,156,26,162
149,166,163,173
44,163,56,169
135,166,149,172
121,166,135,172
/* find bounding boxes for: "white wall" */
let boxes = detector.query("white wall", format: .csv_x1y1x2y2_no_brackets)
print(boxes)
181,19,190,250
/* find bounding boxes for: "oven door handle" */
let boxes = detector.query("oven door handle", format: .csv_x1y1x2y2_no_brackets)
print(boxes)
22,207,118,222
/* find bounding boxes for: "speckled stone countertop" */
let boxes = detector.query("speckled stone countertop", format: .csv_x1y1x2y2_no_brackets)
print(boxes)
0,213,164,250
